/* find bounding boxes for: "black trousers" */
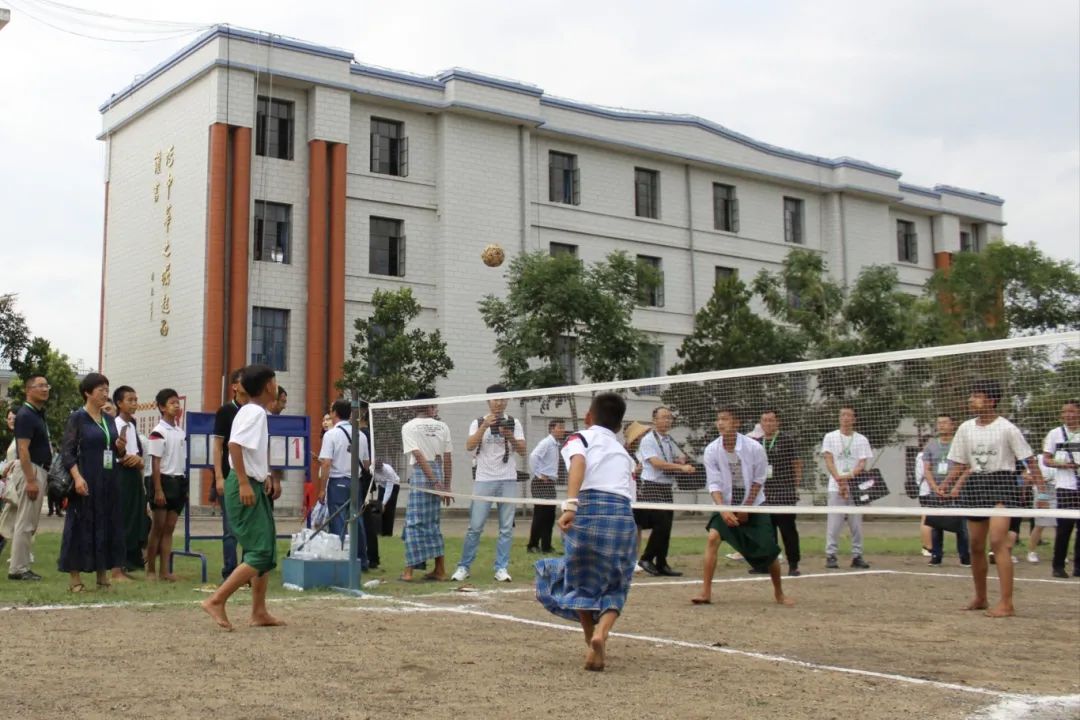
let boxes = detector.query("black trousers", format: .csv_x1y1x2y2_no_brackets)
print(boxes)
380,484,400,537
640,482,674,565
770,512,801,565
1053,488,1080,573
528,477,556,551
359,475,381,566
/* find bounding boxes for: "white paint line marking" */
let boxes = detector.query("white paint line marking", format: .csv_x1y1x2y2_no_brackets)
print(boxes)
888,569,1080,585
0,594,346,613
969,694,1080,719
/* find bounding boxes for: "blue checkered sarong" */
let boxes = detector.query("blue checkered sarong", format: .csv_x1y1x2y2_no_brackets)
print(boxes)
535,489,637,622
403,465,445,567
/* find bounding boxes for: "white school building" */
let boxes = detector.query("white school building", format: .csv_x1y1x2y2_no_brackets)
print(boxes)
96,25,1005,508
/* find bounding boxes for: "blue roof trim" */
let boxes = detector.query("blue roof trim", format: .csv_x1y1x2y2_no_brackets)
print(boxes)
541,96,902,179
350,63,444,90
899,182,941,199
99,24,353,113
935,184,1005,206
434,68,544,98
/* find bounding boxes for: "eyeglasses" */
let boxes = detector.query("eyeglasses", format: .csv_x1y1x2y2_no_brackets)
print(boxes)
30,383,51,390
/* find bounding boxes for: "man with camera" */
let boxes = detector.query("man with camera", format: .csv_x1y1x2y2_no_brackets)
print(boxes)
451,384,527,583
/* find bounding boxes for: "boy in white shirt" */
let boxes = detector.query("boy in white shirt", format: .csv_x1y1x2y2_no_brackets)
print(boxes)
146,388,187,581
821,406,873,570
201,364,285,631
535,392,637,672
1044,399,1079,578
942,379,1044,618
400,392,454,582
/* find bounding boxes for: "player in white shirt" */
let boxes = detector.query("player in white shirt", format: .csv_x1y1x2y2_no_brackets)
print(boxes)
1044,399,1080,578
535,392,637,672
941,379,1044,618
691,407,793,607
527,419,567,554
112,385,146,579
202,364,285,631
821,406,873,570
145,388,187,581
400,392,454,583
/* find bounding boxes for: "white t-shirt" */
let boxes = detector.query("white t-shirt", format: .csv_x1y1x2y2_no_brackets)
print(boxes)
114,416,141,460
821,430,873,493
229,404,270,482
319,421,369,478
401,416,452,467
373,462,400,504
148,419,187,475
948,416,1033,474
915,451,928,496
703,433,768,506
561,425,635,502
1042,425,1080,491
469,417,525,481
639,430,682,485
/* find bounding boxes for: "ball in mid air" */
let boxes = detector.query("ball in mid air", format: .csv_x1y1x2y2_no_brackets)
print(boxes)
481,244,505,267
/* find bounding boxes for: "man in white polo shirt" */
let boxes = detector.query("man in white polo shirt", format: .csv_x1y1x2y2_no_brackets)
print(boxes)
637,406,696,577
318,399,371,566
821,405,872,570
452,384,526,583
1044,399,1080,579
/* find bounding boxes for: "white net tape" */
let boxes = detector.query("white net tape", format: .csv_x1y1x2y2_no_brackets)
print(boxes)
369,332,1080,519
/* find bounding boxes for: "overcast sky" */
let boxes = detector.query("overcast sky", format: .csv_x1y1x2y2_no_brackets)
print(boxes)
0,0,1077,368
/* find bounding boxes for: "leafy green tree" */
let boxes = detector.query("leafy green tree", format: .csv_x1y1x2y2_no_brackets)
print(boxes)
5,337,81,445
339,287,454,403
0,293,30,367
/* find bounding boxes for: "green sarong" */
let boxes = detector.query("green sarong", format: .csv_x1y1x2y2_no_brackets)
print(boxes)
224,470,277,575
117,465,147,571
707,511,780,573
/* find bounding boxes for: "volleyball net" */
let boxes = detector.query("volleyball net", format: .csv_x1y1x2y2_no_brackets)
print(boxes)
368,332,1080,521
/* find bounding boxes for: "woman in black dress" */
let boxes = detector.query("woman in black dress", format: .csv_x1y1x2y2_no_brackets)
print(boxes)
60,373,126,592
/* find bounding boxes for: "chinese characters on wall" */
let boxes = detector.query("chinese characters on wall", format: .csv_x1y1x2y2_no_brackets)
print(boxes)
151,146,176,336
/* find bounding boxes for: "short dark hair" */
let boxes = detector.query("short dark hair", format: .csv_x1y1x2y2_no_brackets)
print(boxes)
79,372,109,400
761,409,778,418
155,387,178,408
26,373,47,388
332,399,352,421
241,364,276,398
487,384,508,394
717,406,740,420
548,418,565,432
229,368,244,385
277,386,287,399
970,379,1002,407
112,385,135,404
651,406,671,419
413,390,435,401
936,413,955,422
840,404,857,414
1063,399,1080,408
590,392,626,432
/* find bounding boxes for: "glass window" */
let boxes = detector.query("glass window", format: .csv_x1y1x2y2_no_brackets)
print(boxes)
634,168,659,219
370,117,408,176
636,255,664,307
251,307,289,370
549,242,578,257
715,266,737,284
783,197,804,244
253,201,291,264
897,219,918,263
548,151,580,205
255,97,294,160
713,183,739,232
555,336,577,385
370,217,405,277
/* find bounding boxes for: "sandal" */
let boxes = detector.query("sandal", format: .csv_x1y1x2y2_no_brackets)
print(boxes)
69,583,86,593
397,574,414,582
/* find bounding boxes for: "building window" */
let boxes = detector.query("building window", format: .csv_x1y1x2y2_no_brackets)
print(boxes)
251,307,289,370
783,197,804,244
636,255,664,307
549,151,580,205
555,336,577,385
960,227,981,253
550,242,578,257
369,217,406,277
896,219,918,263
637,343,664,395
255,97,294,160
253,201,291,264
715,266,737,284
634,168,660,219
370,117,408,177
713,183,739,232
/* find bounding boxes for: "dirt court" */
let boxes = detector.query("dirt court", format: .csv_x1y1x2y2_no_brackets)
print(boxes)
1,556,1077,720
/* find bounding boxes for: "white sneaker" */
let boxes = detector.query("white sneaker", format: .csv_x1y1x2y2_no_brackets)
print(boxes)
921,547,933,557
1011,555,1018,565
778,552,784,561
1027,552,1040,564
493,569,512,582
634,563,644,574
450,567,469,582
725,551,744,561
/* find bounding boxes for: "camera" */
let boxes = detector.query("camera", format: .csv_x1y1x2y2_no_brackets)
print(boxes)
490,415,515,434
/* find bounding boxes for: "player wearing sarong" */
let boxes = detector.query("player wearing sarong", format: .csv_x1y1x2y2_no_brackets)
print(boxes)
535,392,636,672
692,407,794,607
400,392,453,582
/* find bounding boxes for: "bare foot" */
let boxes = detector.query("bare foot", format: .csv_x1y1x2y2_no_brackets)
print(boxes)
111,572,134,583
145,571,157,582
249,612,287,627
201,599,233,631
964,598,989,611
422,572,448,582
162,573,179,583
586,635,606,671
690,595,712,605
984,603,1015,618
775,594,795,607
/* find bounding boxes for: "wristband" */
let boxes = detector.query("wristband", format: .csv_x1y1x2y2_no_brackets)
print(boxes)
561,498,579,513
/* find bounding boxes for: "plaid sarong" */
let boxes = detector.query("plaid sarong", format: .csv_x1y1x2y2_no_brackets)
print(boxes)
403,465,445,567
535,489,637,622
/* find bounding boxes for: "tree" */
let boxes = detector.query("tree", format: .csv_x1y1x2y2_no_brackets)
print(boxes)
0,293,30,367
339,287,454,403
4,337,81,445
926,241,1080,342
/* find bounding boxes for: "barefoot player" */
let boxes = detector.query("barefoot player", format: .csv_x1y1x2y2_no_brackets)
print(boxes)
692,406,793,607
535,392,637,672
201,364,285,631
943,379,1043,618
